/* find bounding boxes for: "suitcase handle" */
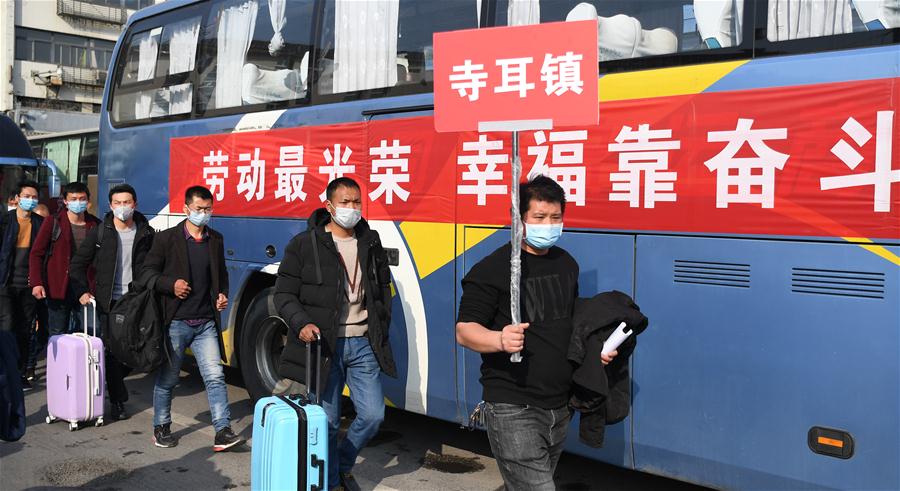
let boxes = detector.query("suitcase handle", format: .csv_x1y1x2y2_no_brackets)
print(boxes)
305,336,322,405
310,454,325,491
82,298,98,338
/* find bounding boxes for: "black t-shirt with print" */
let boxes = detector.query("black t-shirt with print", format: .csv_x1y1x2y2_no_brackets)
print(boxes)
458,243,579,409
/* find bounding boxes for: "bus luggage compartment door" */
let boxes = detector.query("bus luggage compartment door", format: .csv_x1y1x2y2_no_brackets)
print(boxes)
632,235,900,491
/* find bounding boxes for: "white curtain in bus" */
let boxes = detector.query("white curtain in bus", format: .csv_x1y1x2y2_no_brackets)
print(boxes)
168,17,201,74
268,0,286,55
216,0,259,108
333,0,399,93
137,28,160,82
135,28,161,119
169,83,193,114
853,0,900,28
566,3,678,61
767,0,852,40
508,0,540,25
694,0,744,47
242,52,307,104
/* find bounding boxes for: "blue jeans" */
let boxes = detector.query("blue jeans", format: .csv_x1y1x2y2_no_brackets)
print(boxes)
483,402,571,491
320,336,384,485
153,320,230,432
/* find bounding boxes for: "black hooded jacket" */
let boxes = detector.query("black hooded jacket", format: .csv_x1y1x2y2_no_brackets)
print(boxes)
569,291,648,448
274,209,396,385
70,211,154,313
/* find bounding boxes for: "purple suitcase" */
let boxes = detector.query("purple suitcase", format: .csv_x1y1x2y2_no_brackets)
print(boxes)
46,299,105,430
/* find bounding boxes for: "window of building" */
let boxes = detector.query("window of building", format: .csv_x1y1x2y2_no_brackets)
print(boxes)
194,0,316,113
14,27,115,70
493,0,743,62
767,0,898,42
80,0,156,10
314,0,477,97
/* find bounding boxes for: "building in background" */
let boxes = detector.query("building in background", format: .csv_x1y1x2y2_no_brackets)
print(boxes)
0,0,158,137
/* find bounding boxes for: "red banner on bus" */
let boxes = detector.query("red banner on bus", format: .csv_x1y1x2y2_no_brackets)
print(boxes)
432,20,599,132
170,77,900,240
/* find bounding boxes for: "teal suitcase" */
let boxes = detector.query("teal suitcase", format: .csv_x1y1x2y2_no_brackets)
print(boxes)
251,341,327,491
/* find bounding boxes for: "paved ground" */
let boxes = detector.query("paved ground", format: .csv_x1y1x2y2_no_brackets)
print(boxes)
0,361,709,491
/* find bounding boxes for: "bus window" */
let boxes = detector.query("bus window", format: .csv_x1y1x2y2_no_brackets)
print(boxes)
314,0,477,96
494,0,742,61
42,138,80,181
767,0,899,41
120,28,162,87
196,0,315,112
111,4,206,124
156,16,201,77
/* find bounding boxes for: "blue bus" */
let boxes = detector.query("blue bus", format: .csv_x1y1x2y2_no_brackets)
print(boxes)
100,1,899,489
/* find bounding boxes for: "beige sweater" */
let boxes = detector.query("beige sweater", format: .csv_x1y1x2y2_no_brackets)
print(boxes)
334,235,368,337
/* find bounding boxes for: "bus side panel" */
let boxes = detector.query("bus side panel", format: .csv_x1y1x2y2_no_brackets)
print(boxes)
458,228,635,468
558,231,636,469
632,236,900,490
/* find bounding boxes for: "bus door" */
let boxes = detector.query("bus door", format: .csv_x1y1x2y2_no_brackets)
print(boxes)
457,227,635,468
363,106,463,422
632,235,900,490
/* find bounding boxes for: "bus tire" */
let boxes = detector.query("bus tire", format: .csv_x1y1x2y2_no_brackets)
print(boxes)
239,287,289,402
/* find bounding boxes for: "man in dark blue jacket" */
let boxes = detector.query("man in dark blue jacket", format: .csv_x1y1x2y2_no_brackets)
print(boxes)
0,180,44,390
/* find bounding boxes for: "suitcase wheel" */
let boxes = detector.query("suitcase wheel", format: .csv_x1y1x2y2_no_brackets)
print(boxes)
95,418,104,427
68,422,78,431
45,415,54,424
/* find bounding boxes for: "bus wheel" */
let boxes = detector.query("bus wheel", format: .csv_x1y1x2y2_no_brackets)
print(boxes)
239,289,288,402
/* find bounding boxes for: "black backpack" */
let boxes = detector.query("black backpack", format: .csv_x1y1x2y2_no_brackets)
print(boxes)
107,280,166,373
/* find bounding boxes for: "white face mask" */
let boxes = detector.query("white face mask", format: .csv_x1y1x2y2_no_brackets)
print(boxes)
7,205,15,212
330,205,361,230
113,205,134,222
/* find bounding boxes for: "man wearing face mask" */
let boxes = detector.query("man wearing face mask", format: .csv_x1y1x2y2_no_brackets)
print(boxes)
0,181,44,390
275,177,395,491
29,182,101,338
456,176,617,491
142,185,242,452
70,183,154,421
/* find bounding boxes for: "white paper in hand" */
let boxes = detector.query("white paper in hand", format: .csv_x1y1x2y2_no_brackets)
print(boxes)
601,322,632,356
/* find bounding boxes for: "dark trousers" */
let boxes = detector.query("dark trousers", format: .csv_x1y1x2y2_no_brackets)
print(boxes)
97,308,132,404
26,300,49,370
47,287,82,337
483,402,571,491
0,286,37,372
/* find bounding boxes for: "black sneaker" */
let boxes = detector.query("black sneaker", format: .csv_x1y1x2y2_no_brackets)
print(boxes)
213,426,245,452
340,472,359,491
21,377,33,392
153,424,178,448
110,402,128,421
24,366,35,382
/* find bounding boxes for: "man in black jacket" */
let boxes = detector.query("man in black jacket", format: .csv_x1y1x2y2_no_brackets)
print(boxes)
142,185,242,452
70,183,154,421
0,180,43,390
456,176,618,491
275,177,395,490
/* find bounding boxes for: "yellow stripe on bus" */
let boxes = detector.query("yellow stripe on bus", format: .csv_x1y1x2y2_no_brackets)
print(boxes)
598,60,748,102
399,222,499,279
842,237,900,267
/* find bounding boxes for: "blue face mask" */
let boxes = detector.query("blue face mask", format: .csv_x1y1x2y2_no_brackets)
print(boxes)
524,223,563,250
67,200,88,214
188,209,211,227
18,197,37,212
